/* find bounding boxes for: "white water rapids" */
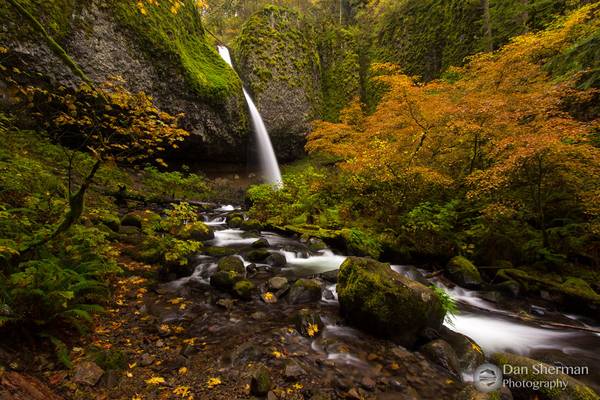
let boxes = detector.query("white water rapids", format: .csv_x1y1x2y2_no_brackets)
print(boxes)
217,46,283,187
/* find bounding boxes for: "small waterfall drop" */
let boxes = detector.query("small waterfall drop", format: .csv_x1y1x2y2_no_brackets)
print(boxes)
217,46,283,187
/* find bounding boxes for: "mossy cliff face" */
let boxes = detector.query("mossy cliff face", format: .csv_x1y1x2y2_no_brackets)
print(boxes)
233,6,321,161
0,0,249,162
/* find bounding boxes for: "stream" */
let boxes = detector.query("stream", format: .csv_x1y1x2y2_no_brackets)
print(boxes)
160,205,600,395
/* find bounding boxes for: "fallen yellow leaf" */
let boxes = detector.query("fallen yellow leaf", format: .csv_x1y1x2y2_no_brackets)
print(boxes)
207,377,222,389
145,376,165,385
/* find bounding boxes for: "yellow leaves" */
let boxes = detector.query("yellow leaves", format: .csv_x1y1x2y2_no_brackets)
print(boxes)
132,395,143,400
168,297,184,305
178,367,188,375
307,323,319,337
271,350,284,359
390,362,400,370
207,377,222,389
144,376,165,385
173,386,192,398
183,337,197,345
470,342,483,354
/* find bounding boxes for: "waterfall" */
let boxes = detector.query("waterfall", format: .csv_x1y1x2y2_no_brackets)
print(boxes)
217,46,283,187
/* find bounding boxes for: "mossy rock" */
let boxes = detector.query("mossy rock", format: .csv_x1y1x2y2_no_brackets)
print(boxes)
561,277,597,298
174,221,214,241
491,352,600,400
294,308,323,337
250,364,271,396
241,219,264,231
233,279,255,300
419,339,461,380
340,228,382,259
439,327,485,372
227,216,243,228
210,270,242,291
121,212,143,229
455,386,504,400
245,248,270,262
125,236,167,264
217,256,245,275
251,238,269,249
203,246,236,257
447,256,482,288
288,279,322,304
337,257,445,348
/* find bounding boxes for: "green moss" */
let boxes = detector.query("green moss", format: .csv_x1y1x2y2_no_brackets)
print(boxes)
1,0,76,40
112,0,241,103
446,256,482,287
233,279,255,300
337,257,445,347
233,5,321,110
203,246,236,257
217,255,245,274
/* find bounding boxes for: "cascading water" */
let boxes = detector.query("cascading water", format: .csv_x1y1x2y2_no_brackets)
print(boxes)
217,46,283,187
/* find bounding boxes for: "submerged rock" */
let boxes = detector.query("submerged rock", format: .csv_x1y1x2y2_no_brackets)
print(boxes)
294,309,324,338
337,257,445,348
289,279,323,304
446,256,482,288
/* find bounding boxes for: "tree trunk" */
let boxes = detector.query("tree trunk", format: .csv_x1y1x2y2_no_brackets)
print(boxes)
480,0,493,51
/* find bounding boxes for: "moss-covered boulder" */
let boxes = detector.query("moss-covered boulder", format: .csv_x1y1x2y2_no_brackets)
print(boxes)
439,327,485,372
245,248,270,262
251,238,269,249
233,5,321,161
210,270,243,291
173,221,214,241
491,352,600,400
447,256,482,288
121,212,143,229
337,257,445,348
241,219,264,231
288,278,323,304
217,256,245,275
226,213,244,228
203,246,236,257
233,279,255,300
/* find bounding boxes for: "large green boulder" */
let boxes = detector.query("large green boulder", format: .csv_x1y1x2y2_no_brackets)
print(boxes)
491,352,599,400
288,279,322,304
173,221,214,241
447,256,482,288
217,256,245,275
233,279,256,300
337,257,445,348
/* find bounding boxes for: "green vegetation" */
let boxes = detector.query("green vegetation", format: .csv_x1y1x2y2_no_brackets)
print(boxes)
112,0,241,102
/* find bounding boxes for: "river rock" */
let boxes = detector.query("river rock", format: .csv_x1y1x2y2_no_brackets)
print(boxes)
73,360,104,386
308,237,327,251
217,256,245,275
320,269,339,283
120,212,143,229
268,276,289,291
210,270,243,290
177,221,215,241
233,279,255,300
419,339,461,380
446,256,482,288
439,327,485,372
491,352,600,400
226,213,244,228
250,364,272,396
251,238,270,248
284,361,306,379
265,252,287,267
337,257,445,348
246,248,271,262
295,308,324,337
241,218,263,231
289,279,323,304
456,385,513,400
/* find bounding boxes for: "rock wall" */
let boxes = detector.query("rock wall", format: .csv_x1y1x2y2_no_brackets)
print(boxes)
0,0,249,163
233,6,322,161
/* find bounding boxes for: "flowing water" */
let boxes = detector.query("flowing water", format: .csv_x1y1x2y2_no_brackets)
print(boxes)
163,206,600,393
217,46,283,187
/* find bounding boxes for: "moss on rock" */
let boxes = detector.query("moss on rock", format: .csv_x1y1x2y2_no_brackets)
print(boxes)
446,256,482,288
217,256,245,275
337,257,445,348
233,279,255,300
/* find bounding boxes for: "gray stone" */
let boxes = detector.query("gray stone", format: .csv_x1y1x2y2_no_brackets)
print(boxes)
73,361,104,386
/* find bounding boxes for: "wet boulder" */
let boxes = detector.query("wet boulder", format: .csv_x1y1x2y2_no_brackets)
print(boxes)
446,256,482,288
217,256,245,275
226,213,244,228
265,252,287,267
246,248,271,262
251,238,270,248
250,364,272,396
121,212,143,229
268,276,289,291
210,271,243,291
337,257,445,348
174,221,214,241
439,327,485,372
491,352,600,400
308,237,327,252
456,386,512,400
419,339,461,380
295,309,324,337
288,279,323,304
233,279,256,300
241,218,263,231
